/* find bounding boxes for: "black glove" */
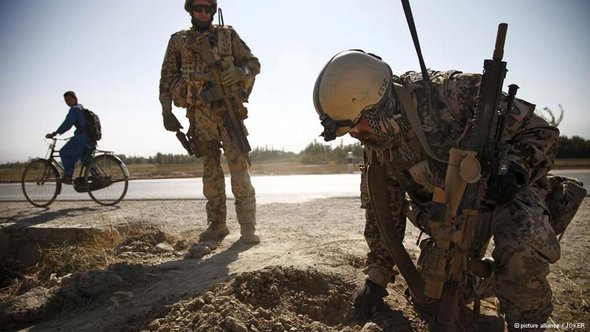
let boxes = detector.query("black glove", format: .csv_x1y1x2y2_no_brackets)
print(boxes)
162,111,183,132
45,132,57,139
353,280,388,318
485,163,527,203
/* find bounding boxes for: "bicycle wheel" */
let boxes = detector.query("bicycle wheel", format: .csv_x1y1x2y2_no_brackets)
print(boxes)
21,159,61,207
85,154,128,206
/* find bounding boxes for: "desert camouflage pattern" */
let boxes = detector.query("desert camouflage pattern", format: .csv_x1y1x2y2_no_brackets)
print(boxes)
159,25,260,226
360,70,561,326
159,25,260,111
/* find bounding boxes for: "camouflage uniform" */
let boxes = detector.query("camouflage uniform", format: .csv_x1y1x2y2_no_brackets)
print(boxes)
360,70,560,329
159,24,260,229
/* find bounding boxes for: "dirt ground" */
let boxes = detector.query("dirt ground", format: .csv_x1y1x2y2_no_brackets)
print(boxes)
0,197,588,332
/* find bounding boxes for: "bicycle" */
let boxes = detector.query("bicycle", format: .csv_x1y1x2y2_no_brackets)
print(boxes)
21,137,129,207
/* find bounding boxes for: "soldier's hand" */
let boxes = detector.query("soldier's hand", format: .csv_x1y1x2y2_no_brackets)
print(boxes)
353,280,388,319
45,132,57,139
485,163,527,204
162,111,183,132
220,63,245,86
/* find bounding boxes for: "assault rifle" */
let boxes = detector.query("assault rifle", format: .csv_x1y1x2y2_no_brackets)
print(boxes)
200,61,251,154
420,23,519,331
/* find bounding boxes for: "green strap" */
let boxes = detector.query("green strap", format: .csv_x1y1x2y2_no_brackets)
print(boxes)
394,83,446,164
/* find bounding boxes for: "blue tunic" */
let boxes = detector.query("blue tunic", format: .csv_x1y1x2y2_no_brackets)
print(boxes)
55,104,92,177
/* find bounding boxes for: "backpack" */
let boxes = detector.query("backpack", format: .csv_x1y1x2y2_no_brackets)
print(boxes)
545,175,587,239
82,108,102,143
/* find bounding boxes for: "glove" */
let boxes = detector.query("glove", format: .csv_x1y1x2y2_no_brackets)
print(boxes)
353,280,388,318
485,163,527,203
45,132,57,139
162,111,183,132
220,63,245,86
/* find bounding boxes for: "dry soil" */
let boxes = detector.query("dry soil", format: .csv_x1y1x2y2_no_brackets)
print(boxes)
0,197,588,331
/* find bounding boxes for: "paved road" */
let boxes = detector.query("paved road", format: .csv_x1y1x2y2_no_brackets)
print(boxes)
0,174,361,204
1,170,588,205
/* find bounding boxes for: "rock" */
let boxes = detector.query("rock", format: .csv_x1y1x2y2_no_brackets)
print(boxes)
188,244,211,259
361,322,383,332
154,242,175,253
224,316,248,332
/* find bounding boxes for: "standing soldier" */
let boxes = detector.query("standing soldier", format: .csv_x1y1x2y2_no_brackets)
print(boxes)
312,50,579,330
159,0,260,244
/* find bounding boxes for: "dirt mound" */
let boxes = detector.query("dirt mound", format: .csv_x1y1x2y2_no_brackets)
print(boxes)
147,266,367,332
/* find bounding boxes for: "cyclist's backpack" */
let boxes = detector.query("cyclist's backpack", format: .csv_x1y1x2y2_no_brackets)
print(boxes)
82,108,102,143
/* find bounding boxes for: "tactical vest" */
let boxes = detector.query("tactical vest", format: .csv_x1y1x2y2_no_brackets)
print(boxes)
172,26,254,109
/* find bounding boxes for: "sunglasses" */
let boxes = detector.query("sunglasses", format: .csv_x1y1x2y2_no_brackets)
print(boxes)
192,4,214,14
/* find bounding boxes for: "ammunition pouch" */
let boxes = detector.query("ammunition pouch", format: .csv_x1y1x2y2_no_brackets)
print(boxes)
200,81,223,105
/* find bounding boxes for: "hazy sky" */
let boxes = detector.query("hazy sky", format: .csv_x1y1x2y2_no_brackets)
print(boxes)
1,0,588,163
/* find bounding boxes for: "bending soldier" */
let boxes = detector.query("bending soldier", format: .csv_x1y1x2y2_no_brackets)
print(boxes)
159,0,260,244
313,50,563,330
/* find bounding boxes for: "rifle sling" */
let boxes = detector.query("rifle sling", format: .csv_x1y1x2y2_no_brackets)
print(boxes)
367,156,426,303
394,83,446,164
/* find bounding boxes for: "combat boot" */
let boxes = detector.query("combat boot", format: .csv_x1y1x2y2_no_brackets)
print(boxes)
198,223,230,242
239,224,260,244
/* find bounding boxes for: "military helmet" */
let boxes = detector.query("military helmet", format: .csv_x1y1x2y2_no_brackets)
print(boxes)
184,0,218,14
313,50,393,141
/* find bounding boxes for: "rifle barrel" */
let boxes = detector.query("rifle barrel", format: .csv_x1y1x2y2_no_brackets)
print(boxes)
493,23,508,61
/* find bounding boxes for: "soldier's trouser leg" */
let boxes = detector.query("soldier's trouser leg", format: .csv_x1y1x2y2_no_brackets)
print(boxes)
221,127,258,243
196,143,230,241
492,199,560,331
200,143,227,225
226,153,256,226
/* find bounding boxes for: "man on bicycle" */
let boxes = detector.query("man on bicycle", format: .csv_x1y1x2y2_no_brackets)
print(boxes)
46,91,93,184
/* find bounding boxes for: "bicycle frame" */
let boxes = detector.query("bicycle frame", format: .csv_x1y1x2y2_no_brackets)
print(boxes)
23,137,129,207
45,137,111,182
45,138,65,176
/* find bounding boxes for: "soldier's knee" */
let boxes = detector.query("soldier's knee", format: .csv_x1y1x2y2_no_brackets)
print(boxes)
495,242,551,281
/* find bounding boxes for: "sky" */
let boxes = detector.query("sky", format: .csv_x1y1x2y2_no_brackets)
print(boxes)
1,0,589,164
